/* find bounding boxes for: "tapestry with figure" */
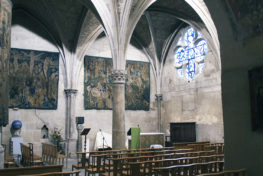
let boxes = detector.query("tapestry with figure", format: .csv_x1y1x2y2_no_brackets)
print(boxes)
9,48,59,109
84,56,150,110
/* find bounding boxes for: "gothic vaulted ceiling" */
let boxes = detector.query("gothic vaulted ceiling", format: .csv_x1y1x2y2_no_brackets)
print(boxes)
11,0,202,60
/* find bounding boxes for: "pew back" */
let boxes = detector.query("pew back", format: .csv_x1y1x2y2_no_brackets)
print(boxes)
0,164,63,176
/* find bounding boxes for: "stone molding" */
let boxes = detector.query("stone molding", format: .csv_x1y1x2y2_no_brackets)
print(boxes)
111,70,126,84
64,89,78,97
155,94,163,101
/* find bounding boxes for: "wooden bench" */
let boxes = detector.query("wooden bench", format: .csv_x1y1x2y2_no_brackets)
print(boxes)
2,144,16,168
153,161,224,176
205,143,224,154
0,164,63,176
21,143,43,166
197,168,246,176
126,154,224,176
174,141,210,149
42,143,67,167
18,170,81,176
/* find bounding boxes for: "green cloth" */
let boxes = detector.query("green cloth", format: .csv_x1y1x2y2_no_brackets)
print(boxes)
131,128,140,150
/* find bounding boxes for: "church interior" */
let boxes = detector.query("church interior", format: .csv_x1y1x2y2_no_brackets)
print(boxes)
0,0,262,175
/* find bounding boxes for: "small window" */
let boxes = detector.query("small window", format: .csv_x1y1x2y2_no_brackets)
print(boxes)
41,125,49,139
174,27,208,81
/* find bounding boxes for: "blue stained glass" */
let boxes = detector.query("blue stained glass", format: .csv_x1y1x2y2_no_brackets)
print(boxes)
174,27,208,81
186,60,195,80
186,47,195,60
174,47,185,68
195,40,208,62
184,28,196,44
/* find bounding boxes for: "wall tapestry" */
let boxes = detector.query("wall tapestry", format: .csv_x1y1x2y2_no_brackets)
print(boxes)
0,0,12,126
227,0,263,37
9,48,59,109
84,56,150,110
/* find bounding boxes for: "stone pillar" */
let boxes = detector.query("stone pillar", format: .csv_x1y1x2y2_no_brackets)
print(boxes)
64,89,78,157
111,70,126,150
0,0,12,168
155,94,163,132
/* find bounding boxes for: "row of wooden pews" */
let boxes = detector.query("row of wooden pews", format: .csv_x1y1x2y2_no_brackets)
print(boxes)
0,142,74,176
42,143,67,167
21,143,43,166
0,164,64,176
73,142,229,176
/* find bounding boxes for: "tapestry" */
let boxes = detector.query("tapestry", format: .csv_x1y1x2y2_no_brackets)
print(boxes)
84,56,150,110
227,0,263,37
0,0,12,126
9,48,59,109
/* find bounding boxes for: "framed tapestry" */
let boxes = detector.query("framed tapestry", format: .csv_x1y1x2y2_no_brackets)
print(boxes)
248,67,263,131
9,48,59,109
84,56,150,110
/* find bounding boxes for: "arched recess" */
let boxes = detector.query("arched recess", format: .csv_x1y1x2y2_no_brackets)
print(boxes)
130,0,223,136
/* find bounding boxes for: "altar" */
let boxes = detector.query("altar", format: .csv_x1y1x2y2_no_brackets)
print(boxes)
139,133,165,148
128,132,165,149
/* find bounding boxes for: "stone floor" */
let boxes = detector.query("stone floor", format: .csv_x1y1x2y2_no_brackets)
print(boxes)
64,158,85,176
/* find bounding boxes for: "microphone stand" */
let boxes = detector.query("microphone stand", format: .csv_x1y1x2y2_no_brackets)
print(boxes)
99,129,108,151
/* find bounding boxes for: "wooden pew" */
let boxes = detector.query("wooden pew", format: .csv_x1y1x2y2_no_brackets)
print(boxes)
21,143,43,166
153,161,224,176
18,170,81,176
128,154,223,176
42,143,67,167
197,168,246,176
174,141,210,149
205,143,224,154
0,164,63,176
2,144,16,168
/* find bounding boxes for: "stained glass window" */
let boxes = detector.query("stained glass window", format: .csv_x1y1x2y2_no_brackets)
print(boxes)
174,27,208,81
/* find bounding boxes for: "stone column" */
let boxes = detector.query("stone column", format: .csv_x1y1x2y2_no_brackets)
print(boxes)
111,70,126,150
155,94,163,132
64,89,78,157
0,0,12,168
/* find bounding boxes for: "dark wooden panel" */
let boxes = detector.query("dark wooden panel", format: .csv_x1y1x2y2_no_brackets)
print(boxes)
170,122,196,143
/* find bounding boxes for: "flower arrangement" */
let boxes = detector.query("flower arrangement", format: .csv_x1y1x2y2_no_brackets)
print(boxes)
50,128,63,147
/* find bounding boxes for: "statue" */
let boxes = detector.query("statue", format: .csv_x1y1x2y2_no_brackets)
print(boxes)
10,120,22,137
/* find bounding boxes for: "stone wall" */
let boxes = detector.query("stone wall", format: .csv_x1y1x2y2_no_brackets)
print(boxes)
161,26,224,142
3,24,224,155
2,25,157,155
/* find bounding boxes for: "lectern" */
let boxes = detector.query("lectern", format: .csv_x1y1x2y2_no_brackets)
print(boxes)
81,128,90,152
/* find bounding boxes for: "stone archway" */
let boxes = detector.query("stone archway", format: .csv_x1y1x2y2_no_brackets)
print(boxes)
204,1,263,175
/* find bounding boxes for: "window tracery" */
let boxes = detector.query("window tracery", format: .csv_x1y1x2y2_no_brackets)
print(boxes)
174,27,208,81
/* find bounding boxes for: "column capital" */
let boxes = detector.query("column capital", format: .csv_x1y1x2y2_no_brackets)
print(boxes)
155,94,163,101
111,70,126,84
64,89,78,97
